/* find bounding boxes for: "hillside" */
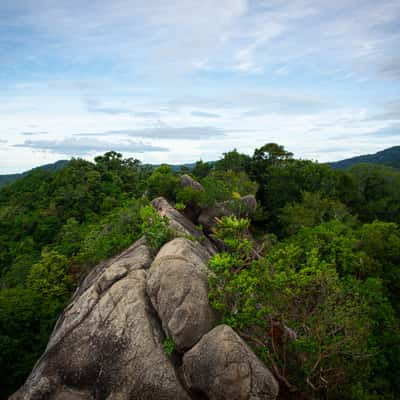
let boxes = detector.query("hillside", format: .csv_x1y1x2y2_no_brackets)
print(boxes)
0,160,69,188
329,146,400,169
0,160,200,188
1,146,400,400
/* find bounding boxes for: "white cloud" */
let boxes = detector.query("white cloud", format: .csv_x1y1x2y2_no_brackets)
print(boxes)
0,0,399,172
14,137,168,155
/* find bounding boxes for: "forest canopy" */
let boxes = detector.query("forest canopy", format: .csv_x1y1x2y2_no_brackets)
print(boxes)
1,146,399,400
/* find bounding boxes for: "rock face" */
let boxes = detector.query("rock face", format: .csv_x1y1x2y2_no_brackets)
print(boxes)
147,238,217,350
11,237,190,400
151,196,216,255
183,325,279,400
180,174,204,192
12,197,278,400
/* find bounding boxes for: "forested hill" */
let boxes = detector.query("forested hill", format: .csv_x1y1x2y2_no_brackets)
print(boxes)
329,145,400,169
0,160,197,188
1,146,400,400
1,145,399,188
0,160,69,188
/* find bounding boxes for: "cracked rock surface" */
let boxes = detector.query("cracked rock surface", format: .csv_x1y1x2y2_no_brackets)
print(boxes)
147,238,217,351
183,325,279,400
11,197,278,400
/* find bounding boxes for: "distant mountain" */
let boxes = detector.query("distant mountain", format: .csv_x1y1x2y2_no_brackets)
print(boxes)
0,160,69,188
145,162,198,172
328,146,400,170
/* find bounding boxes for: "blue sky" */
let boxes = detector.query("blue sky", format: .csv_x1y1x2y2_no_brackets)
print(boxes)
0,0,399,173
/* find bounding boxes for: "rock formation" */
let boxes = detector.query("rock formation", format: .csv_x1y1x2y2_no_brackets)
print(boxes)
183,325,279,400
11,190,278,400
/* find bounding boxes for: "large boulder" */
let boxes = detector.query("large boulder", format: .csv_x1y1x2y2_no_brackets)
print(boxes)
183,325,279,400
180,174,204,192
147,238,217,351
12,201,278,400
11,238,191,400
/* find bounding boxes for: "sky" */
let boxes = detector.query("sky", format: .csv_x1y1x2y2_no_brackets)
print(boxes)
0,0,399,173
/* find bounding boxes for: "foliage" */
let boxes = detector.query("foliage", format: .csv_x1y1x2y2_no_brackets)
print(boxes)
200,170,258,208
146,165,180,201
280,191,353,235
1,144,400,400
27,251,73,298
214,148,251,173
162,336,176,356
191,160,213,178
344,164,400,225
174,201,186,211
140,205,173,251
0,153,150,398
73,199,145,269
208,216,400,400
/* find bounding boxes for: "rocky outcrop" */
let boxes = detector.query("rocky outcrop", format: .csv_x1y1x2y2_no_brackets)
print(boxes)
180,174,204,192
147,238,217,350
183,325,279,400
151,196,216,255
12,197,278,400
11,237,190,400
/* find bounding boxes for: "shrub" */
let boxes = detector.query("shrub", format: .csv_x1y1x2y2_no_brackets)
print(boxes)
207,216,386,399
139,205,174,251
162,336,176,356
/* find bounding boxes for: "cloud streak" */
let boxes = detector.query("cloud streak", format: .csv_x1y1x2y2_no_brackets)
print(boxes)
74,126,225,140
14,137,168,156
0,1,400,172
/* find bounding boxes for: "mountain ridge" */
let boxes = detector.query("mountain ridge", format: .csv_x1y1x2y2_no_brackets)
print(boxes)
328,145,400,169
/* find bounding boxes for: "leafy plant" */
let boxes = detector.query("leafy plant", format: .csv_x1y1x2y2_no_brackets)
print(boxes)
162,336,176,356
139,205,174,251
175,202,186,211
207,216,393,399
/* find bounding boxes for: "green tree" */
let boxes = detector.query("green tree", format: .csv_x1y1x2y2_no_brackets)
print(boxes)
208,216,399,399
280,192,352,235
191,160,213,179
146,165,180,201
214,149,251,173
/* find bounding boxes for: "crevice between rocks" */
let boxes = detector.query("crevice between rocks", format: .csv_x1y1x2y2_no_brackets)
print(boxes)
144,271,209,400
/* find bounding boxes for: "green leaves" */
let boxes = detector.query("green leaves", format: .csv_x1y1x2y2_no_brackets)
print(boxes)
207,215,399,399
140,205,173,251
162,336,176,356
146,165,180,201
27,251,73,299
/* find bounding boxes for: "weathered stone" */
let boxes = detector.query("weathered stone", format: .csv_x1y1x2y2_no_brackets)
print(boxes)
240,194,257,214
151,197,215,255
147,238,217,351
12,199,278,400
180,175,204,192
183,325,279,400
11,239,190,400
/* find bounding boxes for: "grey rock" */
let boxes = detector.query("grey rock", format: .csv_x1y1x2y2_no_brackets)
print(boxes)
180,175,204,192
11,238,190,400
147,238,217,351
151,197,216,255
183,325,279,400
240,194,257,214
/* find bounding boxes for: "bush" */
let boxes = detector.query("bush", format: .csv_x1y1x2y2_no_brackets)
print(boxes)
139,205,174,251
208,216,396,399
